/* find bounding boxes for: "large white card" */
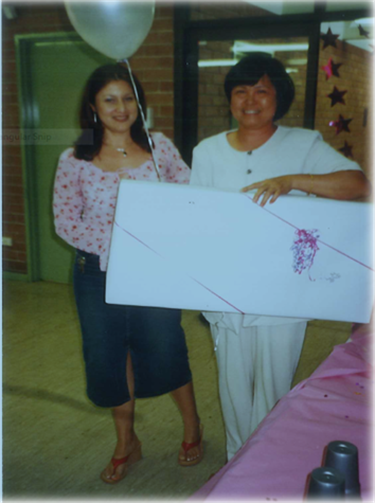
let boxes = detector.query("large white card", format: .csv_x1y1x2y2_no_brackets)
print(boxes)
106,180,373,323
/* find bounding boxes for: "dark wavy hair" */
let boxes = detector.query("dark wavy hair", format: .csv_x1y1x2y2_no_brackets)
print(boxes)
224,53,295,121
74,63,150,160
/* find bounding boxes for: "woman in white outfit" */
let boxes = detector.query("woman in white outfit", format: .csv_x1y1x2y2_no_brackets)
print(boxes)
190,54,371,460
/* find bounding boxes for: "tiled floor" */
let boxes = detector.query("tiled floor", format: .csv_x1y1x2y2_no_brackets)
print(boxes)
2,280,351,499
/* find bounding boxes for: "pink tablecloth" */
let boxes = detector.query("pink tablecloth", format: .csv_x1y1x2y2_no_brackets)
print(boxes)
192,329,373,501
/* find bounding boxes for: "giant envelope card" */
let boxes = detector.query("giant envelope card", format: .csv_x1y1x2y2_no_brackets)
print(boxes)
106,181,373,323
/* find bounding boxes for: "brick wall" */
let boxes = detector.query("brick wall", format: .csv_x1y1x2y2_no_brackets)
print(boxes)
2,2,175,275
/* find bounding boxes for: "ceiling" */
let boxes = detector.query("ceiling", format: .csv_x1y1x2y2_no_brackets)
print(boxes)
246,1,374,52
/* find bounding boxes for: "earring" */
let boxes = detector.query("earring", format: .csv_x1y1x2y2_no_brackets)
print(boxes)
93,112,97,123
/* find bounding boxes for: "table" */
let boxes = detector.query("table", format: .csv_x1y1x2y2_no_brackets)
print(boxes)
192,327,372,501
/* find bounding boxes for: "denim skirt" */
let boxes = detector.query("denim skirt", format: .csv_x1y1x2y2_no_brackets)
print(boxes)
73,250,192,408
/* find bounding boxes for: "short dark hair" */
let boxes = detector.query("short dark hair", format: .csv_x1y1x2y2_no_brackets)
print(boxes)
224,53,295,121
74,63,150,160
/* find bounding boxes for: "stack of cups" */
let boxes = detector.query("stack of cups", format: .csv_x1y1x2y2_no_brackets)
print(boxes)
307,467,345,499
306,441,361,499
324,441,361,498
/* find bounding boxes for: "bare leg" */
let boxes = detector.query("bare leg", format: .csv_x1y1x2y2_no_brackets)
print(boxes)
171,381,201,463
101,352,141,482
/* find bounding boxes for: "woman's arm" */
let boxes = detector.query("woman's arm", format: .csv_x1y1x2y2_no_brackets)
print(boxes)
242,170,372,207
53,151,110,256
157,134,191,184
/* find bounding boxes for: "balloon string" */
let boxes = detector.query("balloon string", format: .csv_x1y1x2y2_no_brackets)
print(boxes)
119,58,161,182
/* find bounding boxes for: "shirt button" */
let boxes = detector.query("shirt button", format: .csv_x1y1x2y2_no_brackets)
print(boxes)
247,169,252,174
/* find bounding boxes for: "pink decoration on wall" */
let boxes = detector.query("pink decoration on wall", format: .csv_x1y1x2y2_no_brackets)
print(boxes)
329,114,352,134
321,57,342,79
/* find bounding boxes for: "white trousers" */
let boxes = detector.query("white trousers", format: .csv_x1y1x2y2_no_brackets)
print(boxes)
211,322,307,460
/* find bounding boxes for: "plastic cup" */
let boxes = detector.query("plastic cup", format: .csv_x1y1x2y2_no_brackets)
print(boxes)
324,441,360,498
306,467,345,499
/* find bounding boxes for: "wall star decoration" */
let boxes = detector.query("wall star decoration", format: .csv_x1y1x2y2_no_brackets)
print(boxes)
322,58,342,80
327,86,347,107
321,27,340,49
339,141,353,158
358,24,370,38
329,114,352,135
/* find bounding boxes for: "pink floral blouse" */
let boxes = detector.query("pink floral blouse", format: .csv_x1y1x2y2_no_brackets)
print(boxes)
53,132,190,271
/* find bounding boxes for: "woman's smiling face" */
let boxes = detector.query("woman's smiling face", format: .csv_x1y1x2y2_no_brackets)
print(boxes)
92,79,138,134
230,75,277,132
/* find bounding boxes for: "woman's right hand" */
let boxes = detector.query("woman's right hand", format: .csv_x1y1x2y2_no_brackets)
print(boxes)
241,175,294,206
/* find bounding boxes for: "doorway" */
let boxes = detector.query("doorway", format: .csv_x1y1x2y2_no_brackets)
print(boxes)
17,33,111,283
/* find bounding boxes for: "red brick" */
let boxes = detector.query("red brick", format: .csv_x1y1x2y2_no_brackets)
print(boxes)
2,149,23,163
2,82,18,94
130,56,174,71
160,81,174,93
156,32,174,45
143,81,160,94
2,193,25,205
154,117,173,129
2,213,25,224
2,259,27,273
2,203,24,215
147,94,174,107
4,182,24,195
160,106,174,117
137,68,173,82
139,45,174,57
2,248,27,262
155,5,174,18
151,18,173,32
2,60,17,73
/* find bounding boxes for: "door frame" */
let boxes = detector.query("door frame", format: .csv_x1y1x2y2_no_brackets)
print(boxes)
15,31,81,282
173,5,372,164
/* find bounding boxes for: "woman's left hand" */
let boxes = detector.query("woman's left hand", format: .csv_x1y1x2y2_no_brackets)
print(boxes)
241,175,294,206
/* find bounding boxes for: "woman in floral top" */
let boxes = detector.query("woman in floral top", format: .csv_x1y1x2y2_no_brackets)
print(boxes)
53,64,202,484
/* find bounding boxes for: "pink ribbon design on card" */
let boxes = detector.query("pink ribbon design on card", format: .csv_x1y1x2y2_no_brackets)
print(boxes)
245,194,374,280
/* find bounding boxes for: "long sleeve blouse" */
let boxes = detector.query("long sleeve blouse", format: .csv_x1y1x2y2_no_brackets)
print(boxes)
53,132,190,271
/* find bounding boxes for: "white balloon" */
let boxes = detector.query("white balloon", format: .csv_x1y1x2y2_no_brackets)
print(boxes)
65,1,155,59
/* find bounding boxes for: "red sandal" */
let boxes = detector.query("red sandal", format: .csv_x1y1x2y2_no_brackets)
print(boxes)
100,442,142,484
179,424,204,467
